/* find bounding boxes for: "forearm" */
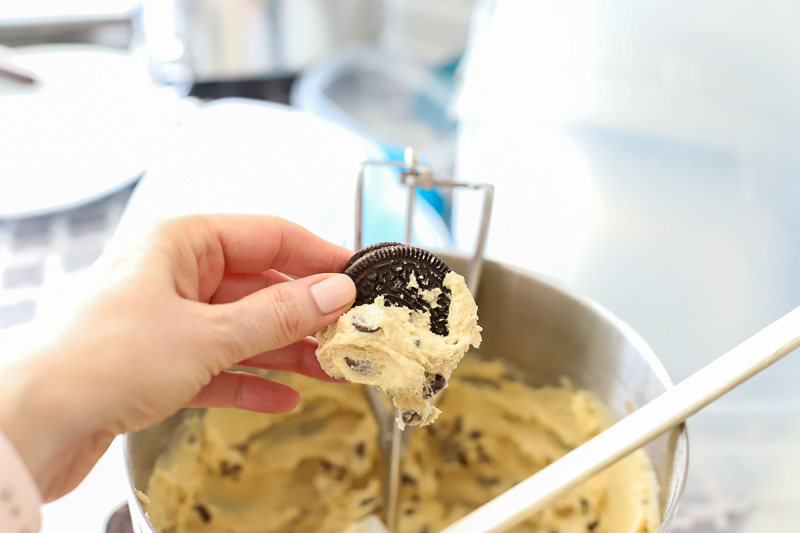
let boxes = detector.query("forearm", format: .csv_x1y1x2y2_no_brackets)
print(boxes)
0,426,42,532
0,214,356,505
0,352,113,503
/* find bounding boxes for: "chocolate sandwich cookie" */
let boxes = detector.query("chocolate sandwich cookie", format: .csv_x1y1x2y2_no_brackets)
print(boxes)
344,244,453,336
342,241,403,272
316,243,482,429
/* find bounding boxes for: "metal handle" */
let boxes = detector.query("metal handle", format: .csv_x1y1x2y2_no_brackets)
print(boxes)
356,146,495,532
365,387,403,532
355,147,494,296
441,305,800,533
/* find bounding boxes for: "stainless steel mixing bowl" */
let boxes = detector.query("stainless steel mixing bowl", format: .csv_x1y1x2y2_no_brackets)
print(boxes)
124,255,688,532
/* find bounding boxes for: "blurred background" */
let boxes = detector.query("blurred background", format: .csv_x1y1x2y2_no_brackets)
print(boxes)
1,0,800,532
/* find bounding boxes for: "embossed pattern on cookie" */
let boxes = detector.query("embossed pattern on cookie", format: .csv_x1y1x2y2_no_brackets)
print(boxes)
343,244,453,336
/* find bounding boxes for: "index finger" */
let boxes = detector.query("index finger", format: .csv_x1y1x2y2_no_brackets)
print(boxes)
203,214,352,276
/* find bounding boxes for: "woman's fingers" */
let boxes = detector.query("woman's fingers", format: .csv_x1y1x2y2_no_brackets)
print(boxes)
201,214,353,277
159,214,352,304
208,270,292,304
209,273,355,363
185,371,300,413
237,337,342,383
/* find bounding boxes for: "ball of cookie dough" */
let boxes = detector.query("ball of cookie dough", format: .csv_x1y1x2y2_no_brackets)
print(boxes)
316,271,481,429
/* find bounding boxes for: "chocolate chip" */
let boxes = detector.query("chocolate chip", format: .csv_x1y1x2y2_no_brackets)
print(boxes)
453,416,463,433
414,339,421,347
360,497,378,507
401,473,417,486
405,508,417,516
476,445,492,463
477,476,500,487
402,411,422,425
352,316,380,333
193,504,212,523
345,357,372,375
587,519,600,531
422,373,447,399
219,461,242,477
297,419,326,435
333,467,347,481
468,430,483,439
355,442,366,457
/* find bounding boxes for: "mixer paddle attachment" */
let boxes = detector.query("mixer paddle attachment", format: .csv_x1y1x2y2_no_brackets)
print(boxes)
353,147,495,532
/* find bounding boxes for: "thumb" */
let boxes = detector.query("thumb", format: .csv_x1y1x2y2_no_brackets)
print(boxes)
210,273,355,363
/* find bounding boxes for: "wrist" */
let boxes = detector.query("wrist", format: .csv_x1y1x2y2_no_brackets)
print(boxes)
0,360,58,500
0,428,42,532
0,354,103,502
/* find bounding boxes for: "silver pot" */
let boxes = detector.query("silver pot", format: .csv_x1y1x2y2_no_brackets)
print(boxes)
124,254,688,532
141,0,383,84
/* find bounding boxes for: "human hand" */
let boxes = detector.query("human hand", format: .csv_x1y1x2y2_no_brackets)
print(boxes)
0,214,355,502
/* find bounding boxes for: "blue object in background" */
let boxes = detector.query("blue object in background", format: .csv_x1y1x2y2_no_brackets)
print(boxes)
381,143,447,221
290,48,461,236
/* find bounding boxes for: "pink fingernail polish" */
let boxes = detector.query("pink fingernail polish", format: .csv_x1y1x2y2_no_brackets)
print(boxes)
310,274,355,314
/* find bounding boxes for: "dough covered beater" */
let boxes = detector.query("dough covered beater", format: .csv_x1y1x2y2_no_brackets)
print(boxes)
353,147,494,532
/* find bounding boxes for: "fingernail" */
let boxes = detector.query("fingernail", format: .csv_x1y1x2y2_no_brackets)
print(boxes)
310,274,355,314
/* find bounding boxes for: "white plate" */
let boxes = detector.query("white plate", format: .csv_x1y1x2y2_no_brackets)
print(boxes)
118,98,450,251
0,44,189,219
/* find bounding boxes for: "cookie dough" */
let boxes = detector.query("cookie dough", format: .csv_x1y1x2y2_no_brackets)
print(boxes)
315,271,481,428
142,357,661,533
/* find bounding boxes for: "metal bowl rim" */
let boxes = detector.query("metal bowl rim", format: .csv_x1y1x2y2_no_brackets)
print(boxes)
123,257,690,533
474,259,689,532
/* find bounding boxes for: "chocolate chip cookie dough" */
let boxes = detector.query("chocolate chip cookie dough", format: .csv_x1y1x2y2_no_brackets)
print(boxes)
315,269,482,428
142,357,661,533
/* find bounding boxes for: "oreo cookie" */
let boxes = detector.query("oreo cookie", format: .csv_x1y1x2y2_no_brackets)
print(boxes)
343,243,453,336
342,241,403,272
